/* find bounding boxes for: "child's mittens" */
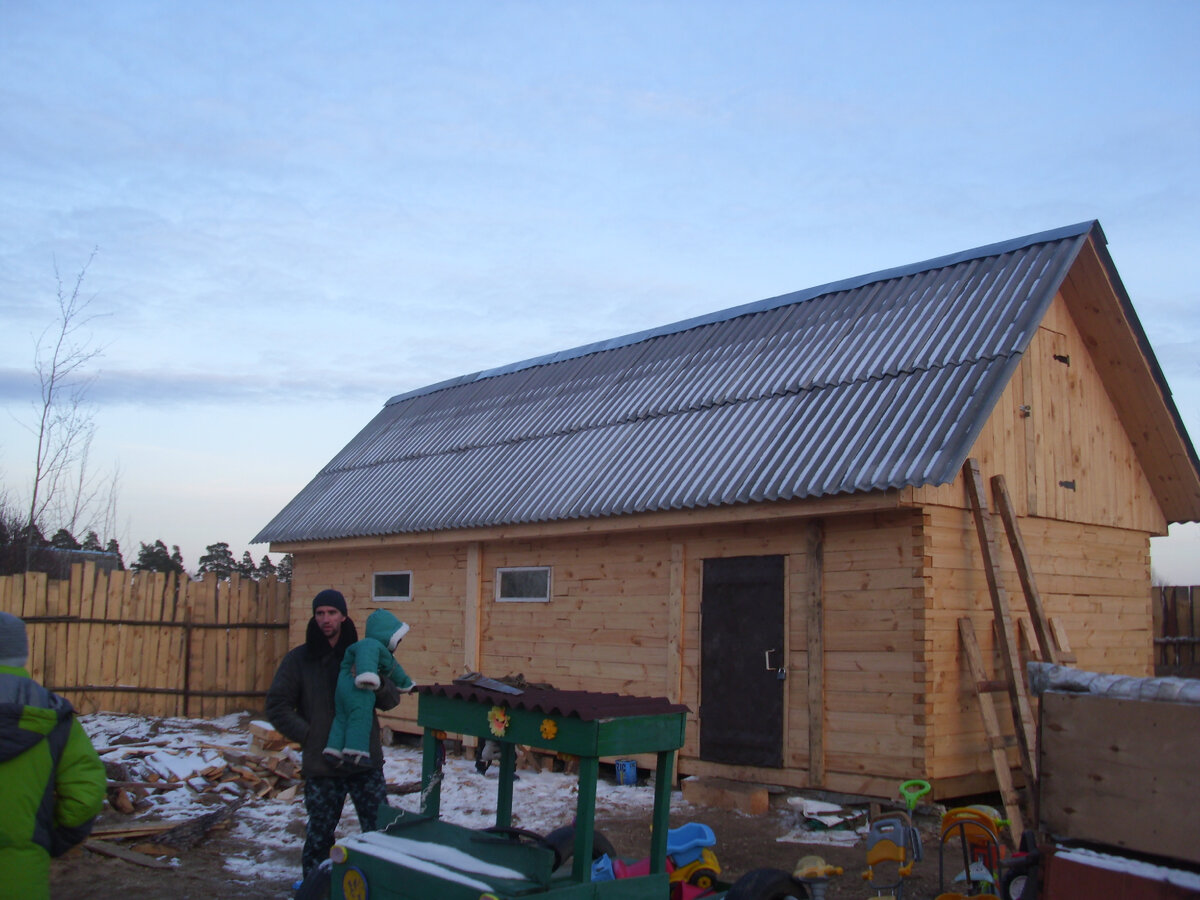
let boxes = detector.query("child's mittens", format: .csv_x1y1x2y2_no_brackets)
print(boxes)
355,671,382,690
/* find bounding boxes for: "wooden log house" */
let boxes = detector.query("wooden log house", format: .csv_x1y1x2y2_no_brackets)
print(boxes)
256,221,1200,798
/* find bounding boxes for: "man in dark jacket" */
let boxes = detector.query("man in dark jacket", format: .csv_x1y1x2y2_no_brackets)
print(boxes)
0,611,106,900
266,589,405,879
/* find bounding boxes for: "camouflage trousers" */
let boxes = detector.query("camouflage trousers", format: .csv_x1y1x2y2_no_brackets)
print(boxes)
302,768,388,876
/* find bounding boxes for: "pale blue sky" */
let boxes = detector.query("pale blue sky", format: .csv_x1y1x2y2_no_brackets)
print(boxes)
2,2,1198,576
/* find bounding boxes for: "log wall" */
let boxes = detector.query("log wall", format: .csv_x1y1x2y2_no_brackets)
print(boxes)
292,508,926,797
921,504,1154,792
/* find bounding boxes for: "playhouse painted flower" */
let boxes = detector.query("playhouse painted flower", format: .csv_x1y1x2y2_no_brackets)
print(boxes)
487,706,510,737
539,718,558,740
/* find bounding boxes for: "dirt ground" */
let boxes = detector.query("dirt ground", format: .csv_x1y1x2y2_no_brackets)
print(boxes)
50,790,957,899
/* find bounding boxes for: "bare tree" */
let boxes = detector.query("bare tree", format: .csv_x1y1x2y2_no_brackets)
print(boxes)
20,249,112,563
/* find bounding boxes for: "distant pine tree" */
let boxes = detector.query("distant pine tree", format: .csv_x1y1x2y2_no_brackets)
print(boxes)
50,528,81,550
197,541,236,578
133,539,183,574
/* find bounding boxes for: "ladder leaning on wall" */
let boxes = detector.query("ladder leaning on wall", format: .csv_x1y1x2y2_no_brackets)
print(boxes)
959,458,1076,845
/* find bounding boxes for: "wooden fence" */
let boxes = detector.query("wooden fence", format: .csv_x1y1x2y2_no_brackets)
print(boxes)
0,564,291,718
1153,585,1200,678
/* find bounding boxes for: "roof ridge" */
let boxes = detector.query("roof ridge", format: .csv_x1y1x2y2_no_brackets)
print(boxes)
386,221,1098,407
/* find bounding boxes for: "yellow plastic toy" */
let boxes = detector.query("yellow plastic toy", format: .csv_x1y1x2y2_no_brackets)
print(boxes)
671,845,721,890
934,805,1007,900
792,855,842,900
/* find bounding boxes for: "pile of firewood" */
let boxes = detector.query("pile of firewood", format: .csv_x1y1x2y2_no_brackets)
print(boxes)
101,722,304,815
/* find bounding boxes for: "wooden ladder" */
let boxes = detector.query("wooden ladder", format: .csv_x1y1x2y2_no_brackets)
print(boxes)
957,616,1026,841
960,457,1077,841
989,472,1076,667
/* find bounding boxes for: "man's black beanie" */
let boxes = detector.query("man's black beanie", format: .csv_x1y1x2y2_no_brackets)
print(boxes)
312,588,348,616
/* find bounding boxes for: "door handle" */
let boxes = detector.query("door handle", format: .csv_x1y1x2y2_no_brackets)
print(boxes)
764,649,787,679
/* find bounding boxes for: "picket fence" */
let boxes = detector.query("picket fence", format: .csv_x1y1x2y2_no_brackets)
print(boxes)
1153,585,1200,678
0,564,291,718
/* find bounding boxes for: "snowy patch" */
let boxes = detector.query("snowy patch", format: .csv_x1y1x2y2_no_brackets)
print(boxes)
79,712,679,885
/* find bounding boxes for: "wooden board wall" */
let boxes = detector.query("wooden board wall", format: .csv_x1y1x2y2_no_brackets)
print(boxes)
291,542,471,732
921,503,1154,790
908,293,1166,537
1039,691,1200,865
294,509,926,798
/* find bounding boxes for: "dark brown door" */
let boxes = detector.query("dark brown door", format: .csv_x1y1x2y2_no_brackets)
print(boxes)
700,555,785,768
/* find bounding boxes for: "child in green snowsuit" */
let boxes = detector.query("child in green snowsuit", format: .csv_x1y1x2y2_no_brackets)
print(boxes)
323,608,413,768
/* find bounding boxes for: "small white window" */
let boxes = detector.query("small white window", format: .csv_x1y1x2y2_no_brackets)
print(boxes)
495,566,551,602
373,571,413,602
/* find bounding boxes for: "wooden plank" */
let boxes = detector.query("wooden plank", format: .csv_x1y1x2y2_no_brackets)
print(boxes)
1016,616,1041,665
1039,691,1200,865
24,574,48,682
204,576,220,718
1021,352,1038,516
110,569,132,713
805,519,824,786
164,573,184,716
464,542,481,677
1048,617,1077,665
958,617,1025,843
1191,586,1200,670
74,563,99,713
85,839,175,869
963,458,1038,786
991,474,1059,664
145,573,164,717
667,543,684,704
42,577,63,688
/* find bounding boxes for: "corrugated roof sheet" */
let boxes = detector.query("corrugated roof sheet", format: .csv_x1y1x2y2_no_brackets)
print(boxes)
254,221,1096,544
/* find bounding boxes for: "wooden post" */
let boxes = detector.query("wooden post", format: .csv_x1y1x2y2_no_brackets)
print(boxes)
667,543,685,704
464,542,482,676
805,518,825,786
963,459,1038,786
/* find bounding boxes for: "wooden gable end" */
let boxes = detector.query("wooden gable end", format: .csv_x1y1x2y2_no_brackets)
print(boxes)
1060,235,1200,524
908,234,1196,535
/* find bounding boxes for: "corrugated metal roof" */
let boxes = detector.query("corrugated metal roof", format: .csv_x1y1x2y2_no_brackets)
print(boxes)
255,222,1097,544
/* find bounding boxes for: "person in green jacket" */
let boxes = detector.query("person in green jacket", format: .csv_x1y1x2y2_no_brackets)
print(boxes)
0,611,106,900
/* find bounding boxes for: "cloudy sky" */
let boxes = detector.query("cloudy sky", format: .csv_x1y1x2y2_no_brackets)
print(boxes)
2,2,1198,578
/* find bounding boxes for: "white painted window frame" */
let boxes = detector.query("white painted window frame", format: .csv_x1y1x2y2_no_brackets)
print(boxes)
373,570,413,602
494,566,552,603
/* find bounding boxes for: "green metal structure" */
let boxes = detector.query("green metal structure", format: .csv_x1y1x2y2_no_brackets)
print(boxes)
327,682,702,899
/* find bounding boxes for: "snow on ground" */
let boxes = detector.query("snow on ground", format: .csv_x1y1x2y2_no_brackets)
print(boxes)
81,711,682,885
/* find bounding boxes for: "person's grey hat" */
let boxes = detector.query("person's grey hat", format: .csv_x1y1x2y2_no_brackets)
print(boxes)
0,611,29,668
